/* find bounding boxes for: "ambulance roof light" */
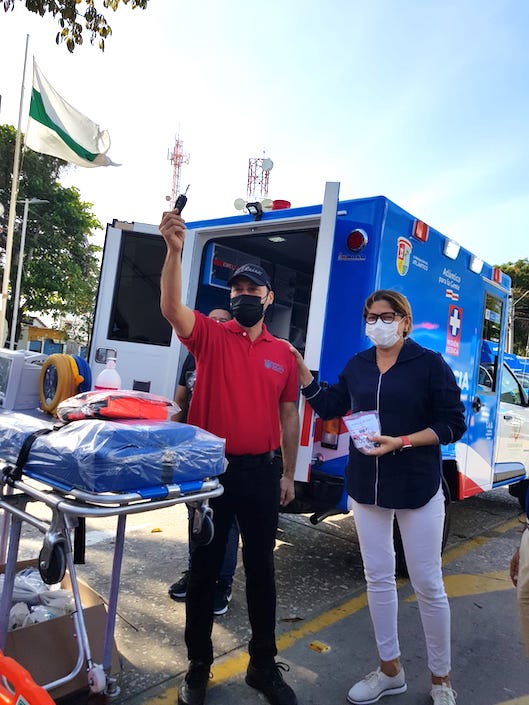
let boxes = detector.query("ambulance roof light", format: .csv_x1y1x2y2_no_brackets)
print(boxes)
413,219,429,242
246,202,263,221
469,255,484,274
346,229,368,252
443,239,460,260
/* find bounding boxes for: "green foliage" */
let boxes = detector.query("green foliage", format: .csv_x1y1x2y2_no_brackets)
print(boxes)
499,258,529,356
0,123,102,343
2,0,149,52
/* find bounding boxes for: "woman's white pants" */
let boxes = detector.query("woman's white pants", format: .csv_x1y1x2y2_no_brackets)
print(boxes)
351,486,451,677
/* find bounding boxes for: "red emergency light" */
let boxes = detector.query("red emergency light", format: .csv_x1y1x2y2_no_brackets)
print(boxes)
272,200,291,210
493,268,502,283
346,229,368,252
413,220,429,242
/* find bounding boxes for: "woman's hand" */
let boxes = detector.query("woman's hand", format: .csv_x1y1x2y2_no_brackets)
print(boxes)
287,343,314,388
364,435,402,456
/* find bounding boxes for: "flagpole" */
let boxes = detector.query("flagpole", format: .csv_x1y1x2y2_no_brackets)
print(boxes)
0,34,30,348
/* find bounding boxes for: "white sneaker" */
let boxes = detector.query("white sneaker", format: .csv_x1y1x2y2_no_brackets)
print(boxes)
430,684,457,705
347,667,407,704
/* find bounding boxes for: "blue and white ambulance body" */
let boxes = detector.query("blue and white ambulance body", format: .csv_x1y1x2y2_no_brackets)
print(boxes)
88,182,529,516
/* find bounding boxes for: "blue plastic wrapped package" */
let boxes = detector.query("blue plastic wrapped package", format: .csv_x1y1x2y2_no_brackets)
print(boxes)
0,415,226,493
0,412,53,463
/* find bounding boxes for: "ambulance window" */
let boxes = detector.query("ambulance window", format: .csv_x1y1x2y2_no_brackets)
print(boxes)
482,294,503,343
500,366,523,406
107,232,173,346
478,365,493,390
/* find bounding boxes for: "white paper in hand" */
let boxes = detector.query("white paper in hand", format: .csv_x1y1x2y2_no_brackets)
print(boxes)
342,410,381,454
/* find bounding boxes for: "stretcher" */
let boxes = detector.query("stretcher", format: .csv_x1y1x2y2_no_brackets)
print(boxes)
0,412,225,697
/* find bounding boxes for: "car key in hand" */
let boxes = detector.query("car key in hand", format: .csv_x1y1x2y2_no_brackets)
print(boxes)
175,185,190,214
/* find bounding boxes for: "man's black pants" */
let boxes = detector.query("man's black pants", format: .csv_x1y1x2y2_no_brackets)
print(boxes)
184,453,281,667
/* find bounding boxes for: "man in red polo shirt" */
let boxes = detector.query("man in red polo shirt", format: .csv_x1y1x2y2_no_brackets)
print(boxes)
159,208,300,705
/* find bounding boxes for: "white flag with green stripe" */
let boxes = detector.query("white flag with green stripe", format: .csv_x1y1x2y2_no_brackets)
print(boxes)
25,60,117,168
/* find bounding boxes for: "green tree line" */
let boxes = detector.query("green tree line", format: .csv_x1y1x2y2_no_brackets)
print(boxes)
0,123,101,346
501,259,529,357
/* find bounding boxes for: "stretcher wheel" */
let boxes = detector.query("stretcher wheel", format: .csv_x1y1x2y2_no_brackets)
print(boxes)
38,543,67,585
87,664,107,694
190,513,214,547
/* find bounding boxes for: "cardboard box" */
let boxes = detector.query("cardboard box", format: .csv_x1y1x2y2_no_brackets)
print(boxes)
2,559,121,699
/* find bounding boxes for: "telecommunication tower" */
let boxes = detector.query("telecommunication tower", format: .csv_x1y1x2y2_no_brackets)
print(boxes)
247,153,274,201
167,136,190,205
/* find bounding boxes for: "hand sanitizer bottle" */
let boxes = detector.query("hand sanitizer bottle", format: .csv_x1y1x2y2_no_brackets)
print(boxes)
94,357,122,391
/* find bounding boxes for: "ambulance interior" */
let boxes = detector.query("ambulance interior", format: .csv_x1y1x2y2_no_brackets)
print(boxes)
193,227,319,354
102,223,319,364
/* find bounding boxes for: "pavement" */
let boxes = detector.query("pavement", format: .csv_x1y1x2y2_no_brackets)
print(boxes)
11,489,529,705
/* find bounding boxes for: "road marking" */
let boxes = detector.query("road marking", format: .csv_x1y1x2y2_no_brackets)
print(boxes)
404,570,512,602
212,519,521,686
141,515,524,702
213,591,369,683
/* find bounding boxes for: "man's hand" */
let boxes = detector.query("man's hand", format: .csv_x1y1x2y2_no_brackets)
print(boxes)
510,547,520,587
280,475,295,506
159,210,195,337
159,211,186,254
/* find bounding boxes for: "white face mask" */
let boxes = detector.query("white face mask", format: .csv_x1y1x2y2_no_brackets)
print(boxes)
365,319,401,348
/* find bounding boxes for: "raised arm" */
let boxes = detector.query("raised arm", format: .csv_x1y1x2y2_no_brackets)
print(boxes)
159,210,196,338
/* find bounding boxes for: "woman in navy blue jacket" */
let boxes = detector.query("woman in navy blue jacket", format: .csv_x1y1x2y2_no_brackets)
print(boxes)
291,290,466,705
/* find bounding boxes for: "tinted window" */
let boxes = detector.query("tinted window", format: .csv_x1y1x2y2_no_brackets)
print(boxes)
108,232,172,346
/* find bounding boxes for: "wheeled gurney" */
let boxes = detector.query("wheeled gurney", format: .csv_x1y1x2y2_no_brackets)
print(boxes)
0,412,225,697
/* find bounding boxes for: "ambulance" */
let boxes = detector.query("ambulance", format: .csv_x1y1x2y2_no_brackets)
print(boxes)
88,182,529,530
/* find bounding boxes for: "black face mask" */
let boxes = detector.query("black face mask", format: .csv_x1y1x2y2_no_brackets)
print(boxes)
230,294,266,327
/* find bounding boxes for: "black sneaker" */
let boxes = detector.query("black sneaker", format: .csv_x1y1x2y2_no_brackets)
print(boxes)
246,661,298,705
168,571,189,600
177,660,211,705
213,584,232,616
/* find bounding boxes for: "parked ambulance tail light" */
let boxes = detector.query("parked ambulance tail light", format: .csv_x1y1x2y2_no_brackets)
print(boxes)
346,229,368,252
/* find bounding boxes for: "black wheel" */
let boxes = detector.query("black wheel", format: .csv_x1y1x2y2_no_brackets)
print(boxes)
189,512,215,548
39,543,67,585
394,477,452,579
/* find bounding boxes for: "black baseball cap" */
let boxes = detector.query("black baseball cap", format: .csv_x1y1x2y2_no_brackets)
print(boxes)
227,263,272,289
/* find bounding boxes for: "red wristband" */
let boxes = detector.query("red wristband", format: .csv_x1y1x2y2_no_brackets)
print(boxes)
400,435,412,450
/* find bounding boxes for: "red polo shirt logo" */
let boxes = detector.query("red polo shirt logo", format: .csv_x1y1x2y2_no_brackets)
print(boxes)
265,359,285,374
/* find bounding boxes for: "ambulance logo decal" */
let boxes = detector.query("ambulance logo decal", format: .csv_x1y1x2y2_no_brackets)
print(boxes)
396,237,412,276
445,305,462,356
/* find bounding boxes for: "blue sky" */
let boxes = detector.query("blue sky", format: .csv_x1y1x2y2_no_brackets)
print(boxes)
1,0,528,266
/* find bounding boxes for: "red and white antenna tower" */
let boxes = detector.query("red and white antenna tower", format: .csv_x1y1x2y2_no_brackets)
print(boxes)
167,136,190,205
247,152,274,201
